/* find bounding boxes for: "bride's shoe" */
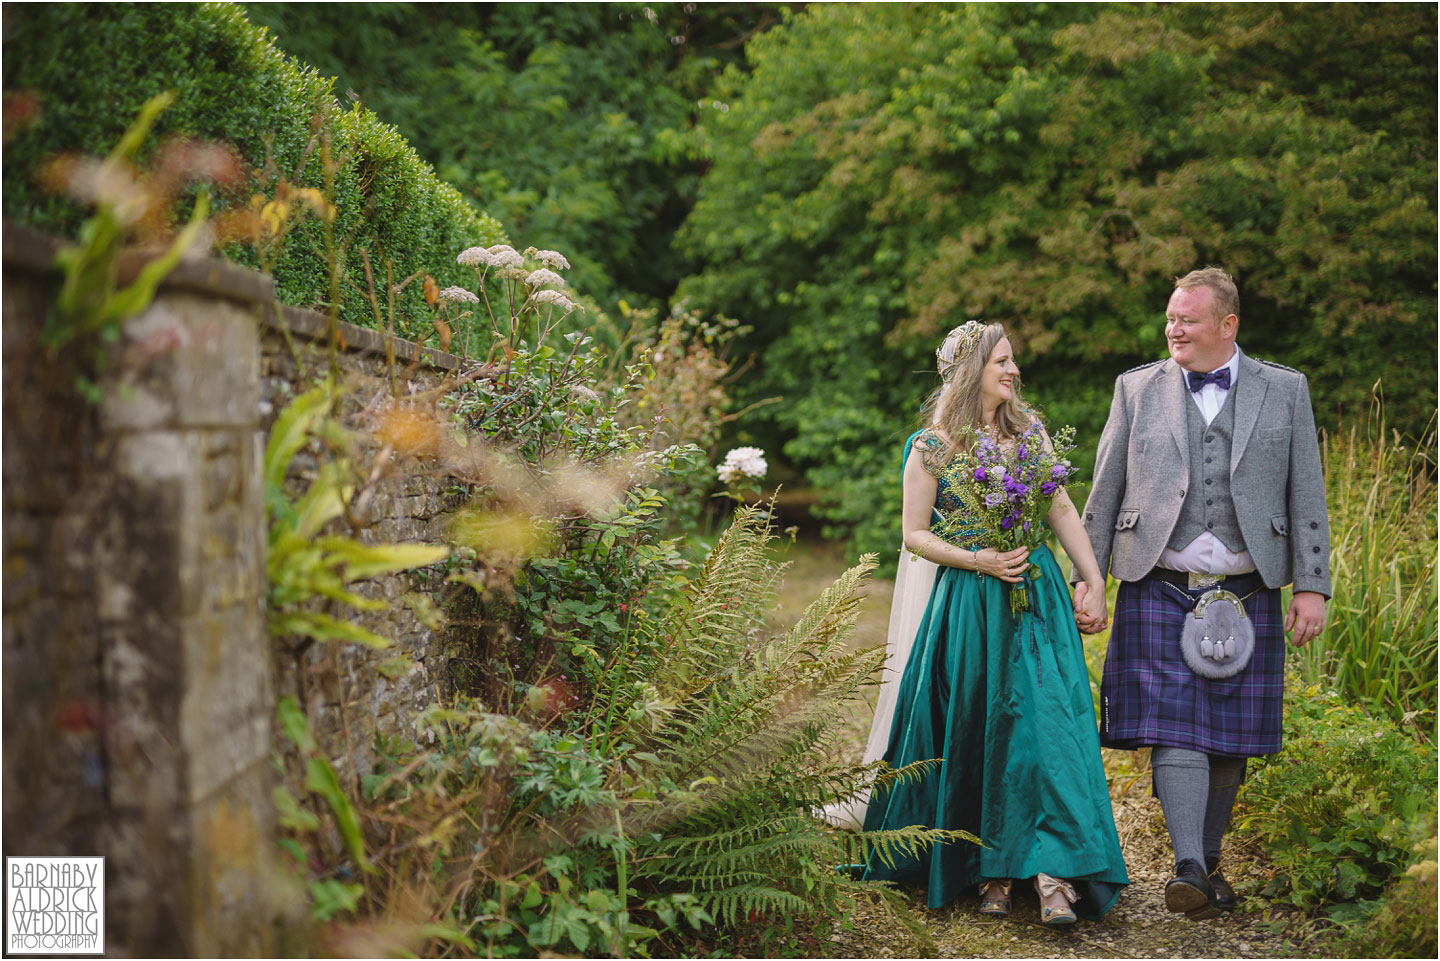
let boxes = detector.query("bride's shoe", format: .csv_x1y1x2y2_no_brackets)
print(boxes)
1035,872,1078,925
977,878,1012,916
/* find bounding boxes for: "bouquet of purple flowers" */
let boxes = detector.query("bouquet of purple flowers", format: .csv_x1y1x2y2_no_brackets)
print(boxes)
934,421,1079,615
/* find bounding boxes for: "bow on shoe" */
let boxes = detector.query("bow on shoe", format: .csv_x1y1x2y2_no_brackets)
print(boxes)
1036,872,1078,903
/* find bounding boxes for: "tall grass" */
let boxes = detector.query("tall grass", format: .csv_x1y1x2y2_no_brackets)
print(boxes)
1292,395,1437,739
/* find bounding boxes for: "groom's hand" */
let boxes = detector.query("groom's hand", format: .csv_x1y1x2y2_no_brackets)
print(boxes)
1285,591,1327,647
1073,582,1106,634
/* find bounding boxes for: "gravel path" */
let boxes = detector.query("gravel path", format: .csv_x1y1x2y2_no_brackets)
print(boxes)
770,541,1304,960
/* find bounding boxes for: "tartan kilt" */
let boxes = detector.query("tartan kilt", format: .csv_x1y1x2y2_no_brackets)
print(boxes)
1099,575,1285,757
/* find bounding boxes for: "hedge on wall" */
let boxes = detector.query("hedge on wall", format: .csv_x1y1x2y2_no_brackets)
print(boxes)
2,1,505,335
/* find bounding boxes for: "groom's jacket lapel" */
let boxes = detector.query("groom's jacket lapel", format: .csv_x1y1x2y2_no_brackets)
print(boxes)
1229,353,1268,476
1155,360,1189,475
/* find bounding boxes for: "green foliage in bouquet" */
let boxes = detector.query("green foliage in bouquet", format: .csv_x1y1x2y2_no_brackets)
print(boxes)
933,422,1078,613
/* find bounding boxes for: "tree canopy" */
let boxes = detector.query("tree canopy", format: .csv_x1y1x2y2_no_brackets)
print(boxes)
675,2,1436,559
244,1,788,311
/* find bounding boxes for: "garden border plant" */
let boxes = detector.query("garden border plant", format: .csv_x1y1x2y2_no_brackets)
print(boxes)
3,1,505,338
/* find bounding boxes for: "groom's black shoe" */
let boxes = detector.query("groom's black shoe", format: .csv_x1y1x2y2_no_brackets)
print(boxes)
1206,858,1237,912
1165,859,1221,919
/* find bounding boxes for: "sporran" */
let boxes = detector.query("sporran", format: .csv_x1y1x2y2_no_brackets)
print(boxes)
1173,587,1256,679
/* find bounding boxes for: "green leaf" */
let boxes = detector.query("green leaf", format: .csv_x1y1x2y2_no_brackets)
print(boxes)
313,537,450,579
270,609,392,649
276,696,317,754
307,879,364,922
306,756,374,873
264,383,335,501
376,656,413,680
272,785,319,832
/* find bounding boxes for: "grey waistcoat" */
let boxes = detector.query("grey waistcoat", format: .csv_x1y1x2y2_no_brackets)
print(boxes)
1166,392,1246,554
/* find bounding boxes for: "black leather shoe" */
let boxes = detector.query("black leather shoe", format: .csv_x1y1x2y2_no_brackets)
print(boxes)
1206,859,1237,912
1165,859,1221,919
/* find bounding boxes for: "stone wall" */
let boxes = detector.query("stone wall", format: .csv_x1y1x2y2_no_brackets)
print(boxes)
1,223,469,955
258,307,466,794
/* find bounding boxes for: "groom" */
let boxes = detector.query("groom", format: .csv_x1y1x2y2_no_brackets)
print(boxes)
1074,267,1330,918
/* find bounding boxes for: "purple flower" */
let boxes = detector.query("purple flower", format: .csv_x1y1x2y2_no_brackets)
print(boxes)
1023,521,1031,533
974,467,987,482
985,491,1005,508
1001,514,1015,530
1051,465,1069,480
1017,445,1028,460
1040,481,1058,495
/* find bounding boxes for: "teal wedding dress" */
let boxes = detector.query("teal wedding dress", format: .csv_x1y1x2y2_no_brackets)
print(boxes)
860,430,1128,919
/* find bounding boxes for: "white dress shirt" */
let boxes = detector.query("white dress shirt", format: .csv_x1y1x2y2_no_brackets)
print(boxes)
1158,346,1257,575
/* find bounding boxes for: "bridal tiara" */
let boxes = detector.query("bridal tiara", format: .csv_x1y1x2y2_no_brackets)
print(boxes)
936,320,987,381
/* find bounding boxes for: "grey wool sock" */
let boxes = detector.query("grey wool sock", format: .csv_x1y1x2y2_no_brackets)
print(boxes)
1151,746,1210,868
1203,755,1247,869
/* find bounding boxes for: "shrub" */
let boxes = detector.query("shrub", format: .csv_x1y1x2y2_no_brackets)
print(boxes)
1,2,504,333
1236,682,1437,928
1333,830,1438,959
1290,394,1437,733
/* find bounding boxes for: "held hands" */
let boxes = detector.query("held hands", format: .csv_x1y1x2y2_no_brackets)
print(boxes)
1072,581,1109,635
1285,591,1327,647
975,546,1031,583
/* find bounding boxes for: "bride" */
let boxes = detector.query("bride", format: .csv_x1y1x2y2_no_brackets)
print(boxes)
827,321,1128,924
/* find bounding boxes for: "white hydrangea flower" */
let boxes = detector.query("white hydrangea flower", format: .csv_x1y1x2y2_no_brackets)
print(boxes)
485,244,523,268
456,246,490,267
716,446,768,484
438,286,479,304
524,268,566,289
532,249,571,270
532,289,577,312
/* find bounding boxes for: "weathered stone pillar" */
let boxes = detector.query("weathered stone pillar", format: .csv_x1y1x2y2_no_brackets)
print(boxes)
3,226,291,956
95,269,281,956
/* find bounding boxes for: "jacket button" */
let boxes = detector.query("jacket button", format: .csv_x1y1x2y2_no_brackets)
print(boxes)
1207,521,1214,529
1206,499,1213,506
1310,521,1319,529
1205,456,1213,464
1314,567,1322,575
1205,478,1213,485
1205,435,1214,443
1086,513,1093,521
1179,490,1186,498
1313,546,1321,553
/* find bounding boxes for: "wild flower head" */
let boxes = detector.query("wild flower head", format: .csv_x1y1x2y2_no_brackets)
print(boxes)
717,446,767,484
525,268,566,289
485,244,524,269
524,247,571,270
531,289,578,313
438,286,479,304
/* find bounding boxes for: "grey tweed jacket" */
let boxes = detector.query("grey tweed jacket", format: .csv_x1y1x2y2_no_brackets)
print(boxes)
1078,352,1332,596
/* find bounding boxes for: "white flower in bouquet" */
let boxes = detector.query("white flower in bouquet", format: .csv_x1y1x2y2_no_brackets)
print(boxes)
717,446,768,485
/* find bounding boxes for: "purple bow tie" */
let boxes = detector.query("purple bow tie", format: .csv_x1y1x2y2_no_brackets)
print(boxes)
1186,367,1232,392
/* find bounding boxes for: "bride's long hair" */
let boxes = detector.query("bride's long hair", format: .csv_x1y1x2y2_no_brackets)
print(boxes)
921,322,1033,459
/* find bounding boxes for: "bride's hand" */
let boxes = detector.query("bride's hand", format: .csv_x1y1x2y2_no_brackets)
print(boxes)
1074,581,1108,634
975,546,1030,583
